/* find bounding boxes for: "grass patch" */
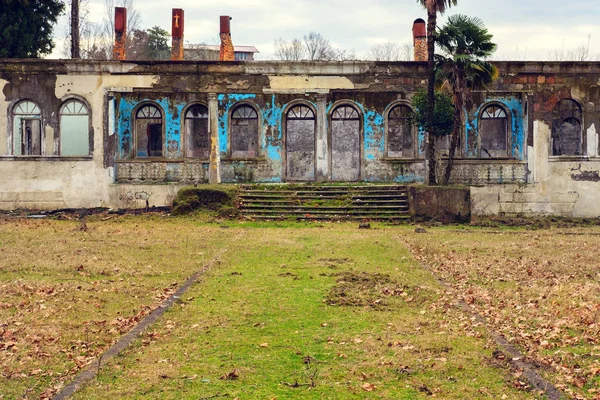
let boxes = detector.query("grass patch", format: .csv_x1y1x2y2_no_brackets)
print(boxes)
69,223,533,399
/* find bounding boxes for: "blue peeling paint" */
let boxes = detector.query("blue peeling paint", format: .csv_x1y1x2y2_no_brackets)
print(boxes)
263,95,284,163
218,94,257,155
469,97,525,160
117,96,186,159
363,109,385,161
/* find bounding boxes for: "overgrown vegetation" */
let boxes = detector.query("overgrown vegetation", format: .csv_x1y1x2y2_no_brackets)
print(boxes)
171,186,238,216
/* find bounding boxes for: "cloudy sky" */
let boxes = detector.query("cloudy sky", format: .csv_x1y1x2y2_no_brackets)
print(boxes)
50,0,600,61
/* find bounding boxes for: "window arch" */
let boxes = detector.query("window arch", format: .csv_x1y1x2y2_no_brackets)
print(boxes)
135,104,163,157
230,104,259,158
60,99,90,156
479,104,509,158
387,104,414,158
12,100,42,156
184,104,209,159
286,104,316,181
552,99,583,156
331,104,361,181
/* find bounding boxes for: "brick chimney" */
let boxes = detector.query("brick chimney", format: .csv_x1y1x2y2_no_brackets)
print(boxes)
412,18,427,62
171,8,184,60
113,7,127,60
219,16,235,61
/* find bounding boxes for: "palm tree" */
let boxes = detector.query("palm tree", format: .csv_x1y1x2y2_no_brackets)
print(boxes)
435,14,498,184
416,0,457,185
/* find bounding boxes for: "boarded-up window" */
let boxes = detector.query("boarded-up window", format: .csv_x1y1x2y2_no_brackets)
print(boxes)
480,105,508,158
552,99,583,156
387,104,414,158
331,105,361,181
231,105,259,158
286,105,315,181
135,104,163,157
13,101,42,156
60,100,90,156
185,104,209,159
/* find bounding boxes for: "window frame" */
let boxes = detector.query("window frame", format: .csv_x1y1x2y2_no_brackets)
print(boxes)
183,102,210,160
11,99,43,157
384,101,418,159
133,102,165,159
550,98,584,158
228,102,261,159
58,96,93,157
477,102,511,159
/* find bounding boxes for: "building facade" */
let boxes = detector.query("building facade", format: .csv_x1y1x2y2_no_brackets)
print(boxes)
0,59,599,216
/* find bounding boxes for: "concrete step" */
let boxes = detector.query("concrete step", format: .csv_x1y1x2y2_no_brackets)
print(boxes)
236,184,410,221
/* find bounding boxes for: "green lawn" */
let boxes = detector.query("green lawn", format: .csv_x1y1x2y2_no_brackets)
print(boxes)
1,217,545,399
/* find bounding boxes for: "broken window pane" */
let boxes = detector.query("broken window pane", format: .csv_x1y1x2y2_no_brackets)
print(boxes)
286,105,315,181
231,105,259,158
331,105,360,181
135,104,163,157
12,101,42,156
387,105,413,158
552,99,583,156
185,104,209,159
60,100,90,156
480,105,508,158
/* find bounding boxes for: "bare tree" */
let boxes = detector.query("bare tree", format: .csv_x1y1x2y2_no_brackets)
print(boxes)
274,38,305,61
369,42,411,61
303,32,335,61
332,48,357,61
62,0,105,59
549,35,598,61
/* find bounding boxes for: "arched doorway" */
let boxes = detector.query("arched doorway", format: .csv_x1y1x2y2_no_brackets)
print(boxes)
285,104,316,181
331,105,361,181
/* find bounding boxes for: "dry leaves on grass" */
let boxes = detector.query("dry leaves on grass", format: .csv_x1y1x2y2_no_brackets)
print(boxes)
405,230,600,399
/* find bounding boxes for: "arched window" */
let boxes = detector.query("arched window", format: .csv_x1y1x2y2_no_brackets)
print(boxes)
479,105,509,158
331,105,361,181
231,104,259,158
552,99,582,156
12,100,42,156
387,104,414,158
286,104,316,181
60,99,90,156
135,104,163,157
185,104,209,159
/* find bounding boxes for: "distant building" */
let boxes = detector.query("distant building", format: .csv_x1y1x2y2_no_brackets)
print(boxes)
185,44,260,61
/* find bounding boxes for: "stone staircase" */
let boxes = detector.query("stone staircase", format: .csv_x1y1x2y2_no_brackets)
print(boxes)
237,184,410,221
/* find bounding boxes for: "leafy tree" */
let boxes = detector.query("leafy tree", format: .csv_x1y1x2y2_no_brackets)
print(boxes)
412,89,454,182
436,14,498,184
416,0,458,184
0,0,64,58
147,26,170,60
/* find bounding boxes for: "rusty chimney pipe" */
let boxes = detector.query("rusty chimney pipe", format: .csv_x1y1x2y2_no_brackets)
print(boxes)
113,7,127,60
171,8,184,60
219,16,235,61
412,18,427,62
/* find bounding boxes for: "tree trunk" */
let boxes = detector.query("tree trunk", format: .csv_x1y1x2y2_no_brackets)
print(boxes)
426,9,437,185
71,0,80,59
443,71,465,185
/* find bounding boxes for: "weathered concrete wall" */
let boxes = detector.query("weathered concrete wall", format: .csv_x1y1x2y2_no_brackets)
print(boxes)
0,60,600,215
409,186,471,222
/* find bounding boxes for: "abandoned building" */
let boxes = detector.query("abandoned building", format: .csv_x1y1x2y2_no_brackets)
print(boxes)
1,12,600,217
